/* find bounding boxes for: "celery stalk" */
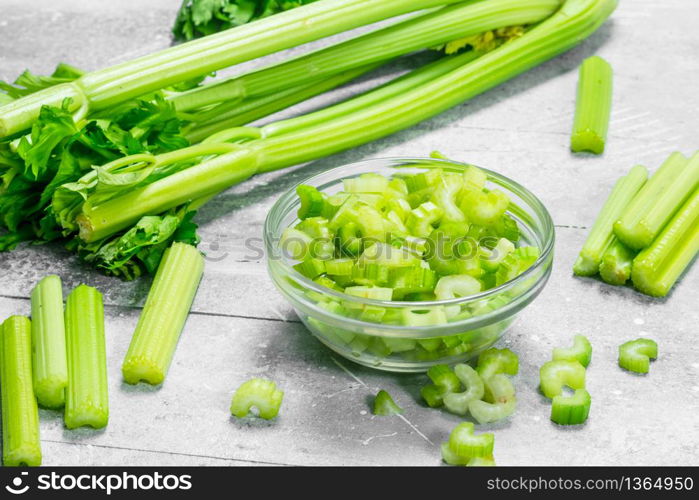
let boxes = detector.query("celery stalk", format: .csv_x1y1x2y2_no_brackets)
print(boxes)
73,0,618,243
618,338,657,374
631,188,699,297
573,164,647,276
30,275,68,409
1,316,42,466
122,243,204,385
65,285,109,429
598,239,635,285
1,0,468,137
570,55,613,154
615,152,699,250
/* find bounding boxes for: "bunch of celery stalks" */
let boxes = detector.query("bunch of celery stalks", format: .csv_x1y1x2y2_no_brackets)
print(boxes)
1,0,689,467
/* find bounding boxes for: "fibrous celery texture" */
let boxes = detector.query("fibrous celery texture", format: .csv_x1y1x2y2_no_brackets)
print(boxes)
631,187,699,297
552,334,592,367
1,316,42,466
31,275,68,409
618,338,657,374
570,55,613,154
573,164,647,276
65,285,109,429
442,422,494,466
230,379,284,420
551,389,591,425
373,390,403,416
122,243,204,385
615,152,699,250
598,239,635,286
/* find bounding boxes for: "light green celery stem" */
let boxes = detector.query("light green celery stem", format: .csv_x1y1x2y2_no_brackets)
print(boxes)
30,275,68,409
570,55,613,154
0,0,465,138
614,151,698,250
573,164,647,276
183,64,378,143
122,243,204,385
64,285,109,429
598,238,635,285
1,316,42,466
631,188,699,297
76,0,618,242
256,0,619,172
171,0,562,112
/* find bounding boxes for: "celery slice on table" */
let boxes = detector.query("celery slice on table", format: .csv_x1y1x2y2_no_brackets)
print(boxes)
64,285,109,429
618,338,657,374
230,379,284,420
631,188,699,297
447,422,495,459
469,374,517,424
476,347,519,381
421,364,461,408
615,152,699,250
573,164,648,276
122,243,204,385
373,390,403,416
1,316,42,466
443,364,485,416
30,274,68,409
539,360,586,399
570,55,613,154
552,334,592,367
598,239,636,285
551,388,591,425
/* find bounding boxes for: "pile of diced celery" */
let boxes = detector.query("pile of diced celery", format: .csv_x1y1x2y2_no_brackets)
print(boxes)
283,166,540,324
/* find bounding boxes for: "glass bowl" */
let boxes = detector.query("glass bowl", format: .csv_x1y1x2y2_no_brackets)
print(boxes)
264,158,554,372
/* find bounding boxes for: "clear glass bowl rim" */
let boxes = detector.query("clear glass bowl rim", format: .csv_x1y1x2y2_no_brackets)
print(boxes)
264,157,555,311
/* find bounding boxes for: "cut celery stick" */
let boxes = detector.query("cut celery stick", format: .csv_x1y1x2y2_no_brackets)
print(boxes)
539,360,586,399
373,390,403,416
615,152,698,250
573,164,648,276
631,188,699,297
618,338,657,374
1,316,42,466
448,422,494,458
468,374,516,424
476,347,519,380
230,379,284,419
551,388,591,425
570,55,613,154
122,243,204,385
30,275,68,409
599,238,636,285
443,364,485,416
552,334,592,367
64,285,109,429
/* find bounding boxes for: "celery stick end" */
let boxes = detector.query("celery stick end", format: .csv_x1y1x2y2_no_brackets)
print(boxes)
35,380,67,410
4,447,42,467
573,254,598,277
65,404,109,430
122,358,166,386
571,131,605,155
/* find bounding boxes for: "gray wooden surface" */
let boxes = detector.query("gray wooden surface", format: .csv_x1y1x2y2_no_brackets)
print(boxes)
0,0,697,466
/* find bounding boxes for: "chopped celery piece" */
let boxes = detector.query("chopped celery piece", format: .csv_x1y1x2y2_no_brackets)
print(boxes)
448,422,494,458
495,246,540,286
406,202,443,238
281,227,312,260
435,275,482,300
462,165,488,190
552,334,592,368
539,360,586,399
551,389,591,425
360,242,419,267
631,188,699,297
401,307,447,326
65,285,109,429
351,261,390,286
122,243,204,385
618,338,657,374
294,258,327,279
30,275,68,409
615,152,699,250
599,239,635,285
230,379,283,420
477,347,519,380
373,390,403,416
441,442,471,466
431,174,465,222
421,384,446,408
295,217,335,259
421,364,460,408
403,169,442,193
344,286,392,301
443,364,485,416
296,184,325,220
382,337,416,353
574,164,648,275
338,222,363,256
343,173,389,193
388,267,437,299
481,238,515,272
469,374,516,424
460,187,510,226
1,316,42,466
325,258,354,276
570,56,613,154
313,275,343,292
